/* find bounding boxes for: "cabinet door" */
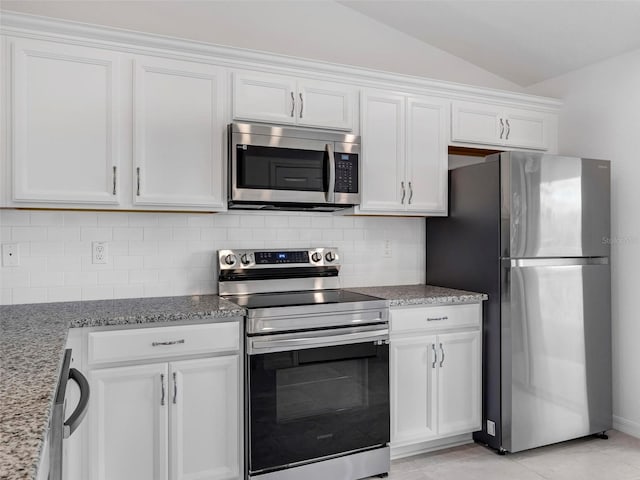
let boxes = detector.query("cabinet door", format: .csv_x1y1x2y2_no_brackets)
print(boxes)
451,100,502,146
89,364,169,480
436,331,481,436
12,38,121,205
170,356,240,480
405,96,448,214
390,335,438,444
503,107,548,150
359,90,406,212
133,56,226,209
297,80,355,131
232,71,296,125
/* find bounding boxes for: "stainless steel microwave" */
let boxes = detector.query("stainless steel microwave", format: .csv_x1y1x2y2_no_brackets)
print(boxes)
228,123,360,211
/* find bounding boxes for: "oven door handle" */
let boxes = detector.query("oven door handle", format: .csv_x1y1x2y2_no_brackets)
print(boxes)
325,143,336,204
248,327,389,354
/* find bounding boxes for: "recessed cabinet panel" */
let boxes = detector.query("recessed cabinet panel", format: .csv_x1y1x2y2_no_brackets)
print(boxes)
133,56,226,209
170,356,239,480
503,108,547,150
359,91,405,211
12,39,121,204
89,363,169,480
437,331,481,436
391,336,437,444
232,72,297,125
297,80,354,130
451,100,502,146
406,97,448,214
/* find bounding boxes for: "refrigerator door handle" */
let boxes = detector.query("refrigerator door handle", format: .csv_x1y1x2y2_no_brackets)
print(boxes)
508,257,609,267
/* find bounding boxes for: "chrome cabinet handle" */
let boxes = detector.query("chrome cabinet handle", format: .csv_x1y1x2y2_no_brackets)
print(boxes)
299,93,304,118
152,339,185,347
505,119,511,140
499,118,505,139
136,167,141,196
172,372,177,404
431,344,437,369
408,181,413,205
400,181,406,204
427,316,448,322
290,91,295,117
64,368,90,439
160,373,166,406
439,343,445,368
112,166,117,195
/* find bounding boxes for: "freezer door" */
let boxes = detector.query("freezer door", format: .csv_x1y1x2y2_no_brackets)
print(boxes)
502,153,610,258
501,258,612,452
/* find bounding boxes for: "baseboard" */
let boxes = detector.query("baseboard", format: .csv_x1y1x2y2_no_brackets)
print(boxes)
613,415,640,439
390,433,473,460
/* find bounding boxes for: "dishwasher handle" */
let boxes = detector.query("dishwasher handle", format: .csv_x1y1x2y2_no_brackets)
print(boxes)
63,368,90,439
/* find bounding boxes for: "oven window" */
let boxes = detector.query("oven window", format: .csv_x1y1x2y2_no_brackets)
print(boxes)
276,359,368,422
236,145,327,192
249,342,389,473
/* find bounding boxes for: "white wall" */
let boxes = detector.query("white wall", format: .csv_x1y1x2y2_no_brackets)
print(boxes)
0,210,425,305
527,48,640,438
0,0,522,92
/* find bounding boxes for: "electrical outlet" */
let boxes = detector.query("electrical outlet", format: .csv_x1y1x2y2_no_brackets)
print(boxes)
487,420,496,436
383,239,392,258
92,241,108,264
2,243,20,267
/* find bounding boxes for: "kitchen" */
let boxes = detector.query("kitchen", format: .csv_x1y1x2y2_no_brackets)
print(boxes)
1,1,640,480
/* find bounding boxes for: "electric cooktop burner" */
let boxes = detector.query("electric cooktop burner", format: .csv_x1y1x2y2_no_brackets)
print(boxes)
223,289,383,310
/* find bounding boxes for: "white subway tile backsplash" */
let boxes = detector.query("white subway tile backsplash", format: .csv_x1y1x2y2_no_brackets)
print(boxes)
12,226,47,242
0,210,425,305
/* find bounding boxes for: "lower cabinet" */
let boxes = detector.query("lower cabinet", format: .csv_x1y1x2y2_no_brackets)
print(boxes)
69,321,242,480
390,304,482,451
89,356,239,480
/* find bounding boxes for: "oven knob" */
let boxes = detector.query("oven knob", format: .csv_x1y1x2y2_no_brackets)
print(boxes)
311,252,322,262
224,254,236,266
241,254,251,265
325,251,336,262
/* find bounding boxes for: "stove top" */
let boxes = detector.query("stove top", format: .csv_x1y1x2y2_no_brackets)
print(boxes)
224,289,383,310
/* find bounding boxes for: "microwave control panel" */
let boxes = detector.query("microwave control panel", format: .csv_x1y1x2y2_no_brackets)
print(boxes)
334,153,358,193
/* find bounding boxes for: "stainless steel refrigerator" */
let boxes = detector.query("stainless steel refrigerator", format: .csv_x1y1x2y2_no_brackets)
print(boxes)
426,151,612,453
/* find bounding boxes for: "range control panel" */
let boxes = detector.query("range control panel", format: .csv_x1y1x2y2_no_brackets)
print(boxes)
218,247,339,269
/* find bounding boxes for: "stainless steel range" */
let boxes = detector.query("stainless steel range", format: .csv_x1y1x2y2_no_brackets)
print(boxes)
218,247,390,480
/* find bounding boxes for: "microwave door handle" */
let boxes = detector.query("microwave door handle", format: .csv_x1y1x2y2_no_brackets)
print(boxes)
325,143,336,204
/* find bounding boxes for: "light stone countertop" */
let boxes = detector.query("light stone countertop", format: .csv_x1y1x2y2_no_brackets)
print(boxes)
0,295,245,480
345,284,487,306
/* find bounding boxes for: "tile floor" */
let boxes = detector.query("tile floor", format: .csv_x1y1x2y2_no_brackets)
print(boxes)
384,431,640,480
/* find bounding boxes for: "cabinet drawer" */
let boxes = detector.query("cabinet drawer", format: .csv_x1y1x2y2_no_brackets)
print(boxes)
88,322,239,365
390,304,480,333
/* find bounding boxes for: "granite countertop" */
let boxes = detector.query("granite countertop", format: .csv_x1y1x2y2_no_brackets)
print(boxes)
346,284,487,306
0,295,245,480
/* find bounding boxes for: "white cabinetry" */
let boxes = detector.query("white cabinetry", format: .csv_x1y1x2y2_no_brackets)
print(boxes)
233,71,356,131
5,38,227,211
360,90,448,215
451,100,551,150
77,321,241,480
133,56,226,209
390,303,481,452
11,38,122,205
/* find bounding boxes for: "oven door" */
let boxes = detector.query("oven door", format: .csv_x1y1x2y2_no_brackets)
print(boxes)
247,327,390,474
231,131,334,205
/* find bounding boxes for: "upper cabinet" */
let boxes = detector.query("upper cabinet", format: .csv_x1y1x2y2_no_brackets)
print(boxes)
11,38,122,205
451,100,551,150
133,56,226,209
232,71,357,131
359,89,448,215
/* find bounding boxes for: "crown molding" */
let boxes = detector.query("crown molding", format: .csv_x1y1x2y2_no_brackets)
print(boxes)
0,11,562,110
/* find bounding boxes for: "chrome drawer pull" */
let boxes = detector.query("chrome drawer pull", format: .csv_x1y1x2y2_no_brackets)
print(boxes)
427,316,448,322
152,339,185,347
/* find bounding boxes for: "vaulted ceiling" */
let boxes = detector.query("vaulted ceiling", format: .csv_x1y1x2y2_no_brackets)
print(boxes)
339,1,640,86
